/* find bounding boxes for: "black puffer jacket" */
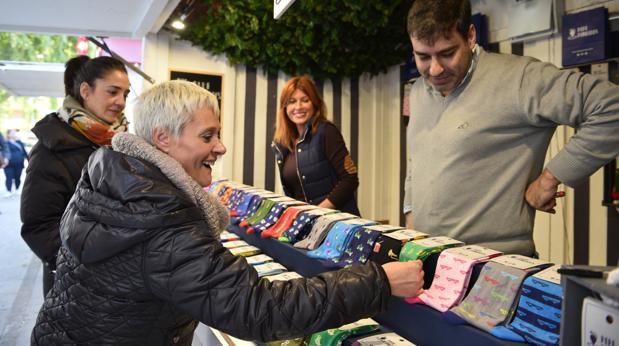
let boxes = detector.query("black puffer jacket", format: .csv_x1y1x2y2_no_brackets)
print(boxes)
21,113,97,265
32,134,390,345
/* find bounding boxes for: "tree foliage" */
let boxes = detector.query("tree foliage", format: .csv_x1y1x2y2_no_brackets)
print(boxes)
179,0,412,80
0,32,77,62
0,33,79,132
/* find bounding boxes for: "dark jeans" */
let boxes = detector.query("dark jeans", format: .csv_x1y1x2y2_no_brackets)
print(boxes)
4,163,24,191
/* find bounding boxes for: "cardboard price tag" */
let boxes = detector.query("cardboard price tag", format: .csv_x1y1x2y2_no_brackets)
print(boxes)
264,271,303,282
385,229,428,241
338,318,378,331
343,218,377,226
246,254,273,265
219,231,240,242
222,240,249,249
229,246,261,256
305,208,338,216
491,254,550,270
445,245,502,261
364,224,404,233
319,213,358,223
413,236,463,248
533,264,562,284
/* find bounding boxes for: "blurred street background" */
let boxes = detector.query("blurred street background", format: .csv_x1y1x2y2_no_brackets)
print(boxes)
0,170,43,346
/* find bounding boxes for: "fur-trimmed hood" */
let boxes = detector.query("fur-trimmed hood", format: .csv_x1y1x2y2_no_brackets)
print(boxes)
112,132,228,231
60,132,229,264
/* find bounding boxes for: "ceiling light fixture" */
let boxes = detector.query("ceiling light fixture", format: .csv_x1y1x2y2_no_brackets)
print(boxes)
171,14,187,30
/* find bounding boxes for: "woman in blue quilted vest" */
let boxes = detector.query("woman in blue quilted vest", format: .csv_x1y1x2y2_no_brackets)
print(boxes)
272,76,360,215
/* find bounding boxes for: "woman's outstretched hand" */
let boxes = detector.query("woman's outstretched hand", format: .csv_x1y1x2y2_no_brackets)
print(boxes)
382,260,424,298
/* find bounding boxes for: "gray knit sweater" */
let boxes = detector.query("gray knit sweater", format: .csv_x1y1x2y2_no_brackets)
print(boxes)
403,47,619,255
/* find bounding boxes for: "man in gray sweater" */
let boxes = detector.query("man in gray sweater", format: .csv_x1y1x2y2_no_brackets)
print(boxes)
403,0,619,256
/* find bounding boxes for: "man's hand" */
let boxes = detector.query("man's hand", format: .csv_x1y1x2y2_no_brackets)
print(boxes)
405,212,413,229
382,260,424,298
525,168,564,214
0,158,7,169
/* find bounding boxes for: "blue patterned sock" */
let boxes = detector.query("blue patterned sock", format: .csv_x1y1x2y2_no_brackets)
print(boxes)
491,266,562,346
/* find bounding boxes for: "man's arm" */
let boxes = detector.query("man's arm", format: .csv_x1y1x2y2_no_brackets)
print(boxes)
520,60,619,187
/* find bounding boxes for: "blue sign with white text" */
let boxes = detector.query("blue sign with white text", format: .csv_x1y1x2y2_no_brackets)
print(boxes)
562,7,608,67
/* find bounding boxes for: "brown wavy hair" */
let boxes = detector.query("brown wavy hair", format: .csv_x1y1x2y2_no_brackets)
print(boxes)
273,76,329,151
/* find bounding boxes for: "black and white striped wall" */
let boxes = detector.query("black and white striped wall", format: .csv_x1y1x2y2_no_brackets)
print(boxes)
224,65,404,227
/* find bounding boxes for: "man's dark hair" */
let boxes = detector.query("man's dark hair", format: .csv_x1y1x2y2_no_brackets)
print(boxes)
407,0,471,44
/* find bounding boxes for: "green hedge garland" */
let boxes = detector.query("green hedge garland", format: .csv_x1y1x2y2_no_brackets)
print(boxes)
179,0,412,80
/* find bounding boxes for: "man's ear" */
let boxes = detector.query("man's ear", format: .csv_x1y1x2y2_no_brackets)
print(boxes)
467,24,477,49
152,127,171,153
79,82,90,101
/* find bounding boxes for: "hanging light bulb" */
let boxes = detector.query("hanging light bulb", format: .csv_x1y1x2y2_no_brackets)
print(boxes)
171,13,188,30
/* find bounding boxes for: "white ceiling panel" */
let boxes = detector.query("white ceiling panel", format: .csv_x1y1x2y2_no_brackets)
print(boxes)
0,0,181,97
0,0,180,38
0,62,65,97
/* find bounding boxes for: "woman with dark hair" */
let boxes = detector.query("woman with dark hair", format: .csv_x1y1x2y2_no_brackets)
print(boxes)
20,55,130,296
272,76,360,215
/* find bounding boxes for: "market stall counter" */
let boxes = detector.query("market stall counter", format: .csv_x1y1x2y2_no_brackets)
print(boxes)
228,225,529,346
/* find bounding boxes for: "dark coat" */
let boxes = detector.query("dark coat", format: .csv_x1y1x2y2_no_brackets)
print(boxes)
31,147,390,345
20,113,97,265
273,122,360,215
0,133,10,163
6,139,27,167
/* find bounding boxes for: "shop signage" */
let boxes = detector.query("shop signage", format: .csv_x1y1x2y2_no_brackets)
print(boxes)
170,70,223,109
274,0,297,20
562,7,609,66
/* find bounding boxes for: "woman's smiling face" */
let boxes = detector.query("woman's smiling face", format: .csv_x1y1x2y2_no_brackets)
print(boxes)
286,89,315,132
165,106,226,187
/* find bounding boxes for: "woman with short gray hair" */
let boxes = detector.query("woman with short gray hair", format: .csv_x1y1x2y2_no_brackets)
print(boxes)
31,80,424,345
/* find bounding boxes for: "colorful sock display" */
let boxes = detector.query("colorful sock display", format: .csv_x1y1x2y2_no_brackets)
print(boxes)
294,213,357,250
241,199,277,227
406,245,502,312
234,194,265,224
444,255,550,332
249,200,305,235
261,205,317,239
491,265,563,345
308,319,379,346
351,332,415,346
306,219,376,260
325,226,382,268
398,236,463,262
229,192,255,217
280,208,336,243
278,208,337,244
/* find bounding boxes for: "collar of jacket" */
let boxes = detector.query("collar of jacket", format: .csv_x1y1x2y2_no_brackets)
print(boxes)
32,113,98,151
112,132,229,232
298,119,315,144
